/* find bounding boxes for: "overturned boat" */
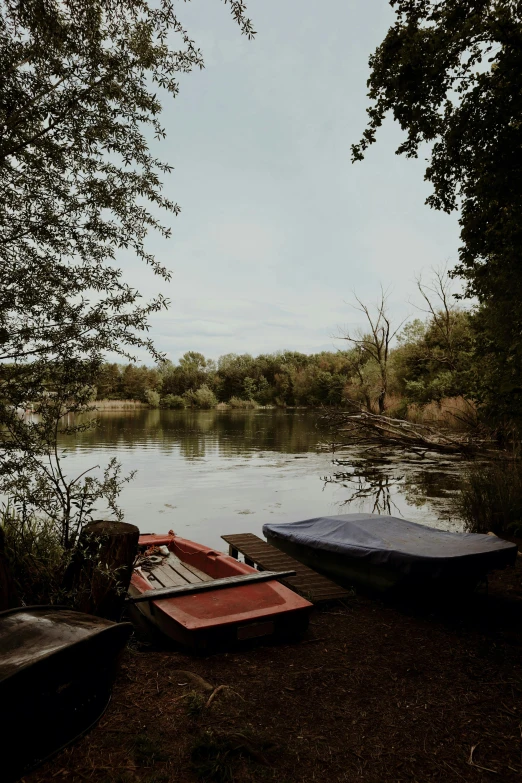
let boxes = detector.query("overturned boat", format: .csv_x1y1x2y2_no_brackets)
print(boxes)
128,533,312,650
263,514,518,594
0,606,132,782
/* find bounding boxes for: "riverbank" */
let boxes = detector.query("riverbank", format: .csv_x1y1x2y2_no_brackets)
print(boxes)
28,560,522,783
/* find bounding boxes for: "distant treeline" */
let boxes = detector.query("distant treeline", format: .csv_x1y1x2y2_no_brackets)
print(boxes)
93,307,473,412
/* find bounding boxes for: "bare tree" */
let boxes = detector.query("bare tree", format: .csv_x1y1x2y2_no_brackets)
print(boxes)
340,288,406,414
413,267,463,371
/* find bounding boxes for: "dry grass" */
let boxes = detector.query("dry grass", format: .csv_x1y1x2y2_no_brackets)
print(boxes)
94,399,148,410
359,395,477,433
406,396,477,431
380,394,405,415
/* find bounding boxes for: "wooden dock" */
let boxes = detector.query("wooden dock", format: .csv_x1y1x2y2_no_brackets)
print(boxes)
221,533,352,605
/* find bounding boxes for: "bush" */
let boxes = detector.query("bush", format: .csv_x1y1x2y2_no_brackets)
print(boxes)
183,385,218,409
145,389,160,408
456,459,522,536
161,393,185,409
228,397,257,409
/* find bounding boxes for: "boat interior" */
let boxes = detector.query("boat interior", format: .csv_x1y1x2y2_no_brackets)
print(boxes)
138,549,213,589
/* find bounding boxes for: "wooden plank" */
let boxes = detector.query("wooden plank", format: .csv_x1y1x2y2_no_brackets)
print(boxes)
221,533,353,604
167,559,202,584
154,563,188,587
166,552,212,584
147,571,166,588
180,560,213,582
165,553,213,583
126,569,297,604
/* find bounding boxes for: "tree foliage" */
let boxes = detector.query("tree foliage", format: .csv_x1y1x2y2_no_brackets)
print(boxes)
0,0,254,554
354,0,522,424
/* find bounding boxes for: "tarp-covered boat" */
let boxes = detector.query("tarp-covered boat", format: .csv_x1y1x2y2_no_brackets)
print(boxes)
128,534,312,649
0,606,132,782
263,514,518,593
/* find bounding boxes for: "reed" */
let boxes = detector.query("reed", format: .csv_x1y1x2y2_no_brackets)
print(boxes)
94,399,147,409
456,459,522,536
228,397,258,410
406,396,477,431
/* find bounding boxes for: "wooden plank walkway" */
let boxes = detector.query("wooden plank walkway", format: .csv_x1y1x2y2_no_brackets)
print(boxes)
221,533,352,605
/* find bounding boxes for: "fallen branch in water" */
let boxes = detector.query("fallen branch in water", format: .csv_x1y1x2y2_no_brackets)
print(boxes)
319,406,499,457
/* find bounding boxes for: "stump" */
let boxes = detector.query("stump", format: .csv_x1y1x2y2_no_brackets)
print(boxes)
0,526,20,611
64,520,139,621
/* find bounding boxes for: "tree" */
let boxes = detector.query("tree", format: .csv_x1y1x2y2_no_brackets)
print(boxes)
394,311,474,404
391,269,474,404
178,351,212,391
217,353,256,400
0,0,254,593
353,1,522,425
340,289,405,413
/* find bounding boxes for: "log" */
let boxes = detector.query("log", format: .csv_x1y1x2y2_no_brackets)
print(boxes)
320,405,498,457
64,520,139,621
0,526,20,611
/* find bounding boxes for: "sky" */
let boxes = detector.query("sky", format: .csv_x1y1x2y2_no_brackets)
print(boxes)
124,0,461,364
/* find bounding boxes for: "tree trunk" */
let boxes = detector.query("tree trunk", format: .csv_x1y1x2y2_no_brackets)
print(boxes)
64,520,139,621
0,526,20,611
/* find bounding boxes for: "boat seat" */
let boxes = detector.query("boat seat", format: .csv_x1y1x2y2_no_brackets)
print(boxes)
147,553,212,589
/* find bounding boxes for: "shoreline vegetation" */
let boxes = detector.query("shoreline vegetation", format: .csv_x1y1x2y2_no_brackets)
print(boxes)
89,307,478,427
92,393,474,427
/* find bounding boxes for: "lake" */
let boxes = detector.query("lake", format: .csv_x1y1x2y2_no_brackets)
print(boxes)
59,409,470,550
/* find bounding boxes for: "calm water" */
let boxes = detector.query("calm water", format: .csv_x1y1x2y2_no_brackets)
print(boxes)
59,409,470,550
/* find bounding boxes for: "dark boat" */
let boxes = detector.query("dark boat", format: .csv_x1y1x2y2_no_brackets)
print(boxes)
0,605,132,782
263,513,519,594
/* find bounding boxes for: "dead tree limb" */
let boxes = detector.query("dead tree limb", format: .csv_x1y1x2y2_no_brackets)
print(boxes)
320,405,498,457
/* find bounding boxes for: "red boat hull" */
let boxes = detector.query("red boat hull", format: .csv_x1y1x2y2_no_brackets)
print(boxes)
129,534,312,650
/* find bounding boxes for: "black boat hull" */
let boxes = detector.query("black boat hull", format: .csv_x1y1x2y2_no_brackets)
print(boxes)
0,606,132,782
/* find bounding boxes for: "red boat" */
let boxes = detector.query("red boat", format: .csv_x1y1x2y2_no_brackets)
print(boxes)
128,534,312,650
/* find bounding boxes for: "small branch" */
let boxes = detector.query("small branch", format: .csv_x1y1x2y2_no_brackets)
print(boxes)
169,670,214,693
205,684,244,709
468,743,499,774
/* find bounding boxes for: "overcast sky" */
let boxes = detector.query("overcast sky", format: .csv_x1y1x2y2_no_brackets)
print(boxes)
125,0,461,363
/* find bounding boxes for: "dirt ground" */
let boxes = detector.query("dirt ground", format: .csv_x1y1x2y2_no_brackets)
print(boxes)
26,562,522,783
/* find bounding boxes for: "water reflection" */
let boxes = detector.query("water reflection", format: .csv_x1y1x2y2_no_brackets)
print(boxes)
323,452,466,529
57,410,468,548
323,459,404,515
63,409,326,457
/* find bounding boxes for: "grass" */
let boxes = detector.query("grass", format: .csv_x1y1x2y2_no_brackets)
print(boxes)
191,730,270,783
456,458,522,536
1,508,66,605
185,690,206,717
132,732,170,766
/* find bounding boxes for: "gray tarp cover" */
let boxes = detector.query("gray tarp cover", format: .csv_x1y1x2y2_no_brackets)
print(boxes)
263,514,518,577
